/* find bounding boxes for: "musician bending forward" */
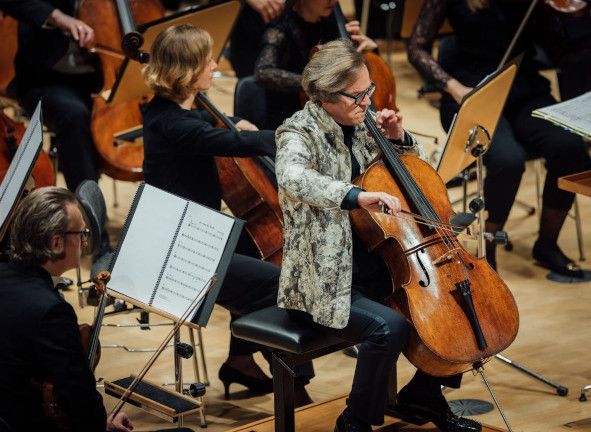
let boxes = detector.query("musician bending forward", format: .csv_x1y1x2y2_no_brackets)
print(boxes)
275,40,480,432
0,187,131,432
141,24,313,404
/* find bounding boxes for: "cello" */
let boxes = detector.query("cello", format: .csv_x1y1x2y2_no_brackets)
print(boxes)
350,112,519,376
195,92,284,265
0,110,55,188
77,0,164,182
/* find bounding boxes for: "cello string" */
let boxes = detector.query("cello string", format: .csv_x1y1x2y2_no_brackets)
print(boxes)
364,109,469,273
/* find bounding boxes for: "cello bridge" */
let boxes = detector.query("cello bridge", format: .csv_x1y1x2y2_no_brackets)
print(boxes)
432,248,460,266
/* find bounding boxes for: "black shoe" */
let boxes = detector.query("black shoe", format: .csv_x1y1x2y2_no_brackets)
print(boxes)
532,239,583,278
391,396,481,432
218,362,273,399
334,410,372,432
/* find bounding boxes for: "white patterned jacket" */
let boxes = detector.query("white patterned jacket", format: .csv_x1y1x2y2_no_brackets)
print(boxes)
275,101,425,329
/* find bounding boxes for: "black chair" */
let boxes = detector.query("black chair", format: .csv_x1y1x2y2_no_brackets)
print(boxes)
232,306,399,432
233,76,268,130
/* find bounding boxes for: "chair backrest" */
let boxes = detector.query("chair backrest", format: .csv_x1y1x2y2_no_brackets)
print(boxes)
233,76,267,130
75,180,107,257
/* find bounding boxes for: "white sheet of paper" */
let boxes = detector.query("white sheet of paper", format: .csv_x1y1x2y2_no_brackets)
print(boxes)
108,184,185,304
152,202,234,317
532,91,591,139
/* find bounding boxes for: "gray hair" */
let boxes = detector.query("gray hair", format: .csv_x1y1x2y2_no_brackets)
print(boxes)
10,187,78,266
302,38,368,104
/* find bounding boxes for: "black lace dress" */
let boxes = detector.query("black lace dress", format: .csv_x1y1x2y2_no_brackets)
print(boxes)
254,9,339,129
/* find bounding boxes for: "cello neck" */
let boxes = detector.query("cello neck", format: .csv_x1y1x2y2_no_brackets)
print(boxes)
333,3,351,40
363,111,439,223
195,92,239,132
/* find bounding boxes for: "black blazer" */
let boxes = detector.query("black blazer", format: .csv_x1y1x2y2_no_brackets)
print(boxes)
0,261,106,432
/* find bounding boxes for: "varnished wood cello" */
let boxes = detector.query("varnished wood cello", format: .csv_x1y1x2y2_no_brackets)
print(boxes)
350,112,519,376
196,92,284,265
77,0,164,182
0,110,55,188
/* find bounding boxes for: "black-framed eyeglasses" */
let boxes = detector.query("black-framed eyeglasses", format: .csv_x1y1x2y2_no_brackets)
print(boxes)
61,228,90,242
337,82,377,105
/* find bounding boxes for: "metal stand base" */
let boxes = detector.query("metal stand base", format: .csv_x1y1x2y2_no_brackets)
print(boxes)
495,354,568,396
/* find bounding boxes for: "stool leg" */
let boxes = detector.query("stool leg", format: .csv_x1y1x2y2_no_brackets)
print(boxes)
573,197,585,261
273,354,295,432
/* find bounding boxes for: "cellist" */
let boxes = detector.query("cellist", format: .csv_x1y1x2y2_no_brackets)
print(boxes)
275,39,481,432
0,187,132,432
0,0,100,192
141,24,314,405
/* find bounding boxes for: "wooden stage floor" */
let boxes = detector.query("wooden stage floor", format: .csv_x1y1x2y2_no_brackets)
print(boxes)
228,395,504,432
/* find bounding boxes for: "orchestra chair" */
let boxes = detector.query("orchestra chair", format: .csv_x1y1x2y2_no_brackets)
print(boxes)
232,305,398,432
233,76,268,130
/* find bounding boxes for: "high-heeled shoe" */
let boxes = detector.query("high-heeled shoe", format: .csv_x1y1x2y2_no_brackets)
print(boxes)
532,239,584,278
218,362,274,399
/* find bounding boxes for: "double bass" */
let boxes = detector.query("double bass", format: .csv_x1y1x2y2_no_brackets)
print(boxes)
350,112,519,376
196,92,284,265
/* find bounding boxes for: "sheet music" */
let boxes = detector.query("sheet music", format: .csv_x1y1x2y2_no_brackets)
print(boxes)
151,202,234,317
109,184,185,304
0,102,43,236
108,184,236,321
532,92,591,140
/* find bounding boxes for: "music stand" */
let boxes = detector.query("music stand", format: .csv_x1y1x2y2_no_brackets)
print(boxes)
108,0,242,105
437,59,518,258
0,101,43,242
434,61,569,426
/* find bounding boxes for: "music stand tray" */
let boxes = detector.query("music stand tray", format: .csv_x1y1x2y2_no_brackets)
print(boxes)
108,0,242,105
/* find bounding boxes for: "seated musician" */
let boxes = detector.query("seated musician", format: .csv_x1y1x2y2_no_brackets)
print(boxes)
253,0,377,129
275,39,481,432
0,187,132,432
141,24,314,404
407,0,591,277
0,0,100,192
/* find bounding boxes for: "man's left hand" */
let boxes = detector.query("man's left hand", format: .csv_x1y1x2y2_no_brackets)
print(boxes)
375,109,403,140
235,119,259,131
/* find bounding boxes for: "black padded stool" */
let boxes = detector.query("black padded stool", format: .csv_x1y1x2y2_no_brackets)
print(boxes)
232,306,350,432
233,306,399,432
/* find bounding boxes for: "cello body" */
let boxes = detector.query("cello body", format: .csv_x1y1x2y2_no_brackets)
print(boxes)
196,93,284,265
0,110,55,187
351,154,519,377
77,0,164,181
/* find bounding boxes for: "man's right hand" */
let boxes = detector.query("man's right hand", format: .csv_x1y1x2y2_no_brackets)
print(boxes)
47,9,95,48
107,412,134,432
357,191,401,215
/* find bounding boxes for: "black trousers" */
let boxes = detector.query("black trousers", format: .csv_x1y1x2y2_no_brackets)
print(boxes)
291,289,461,425
440,92,591,227
216,253,314,382
20,76,99,192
